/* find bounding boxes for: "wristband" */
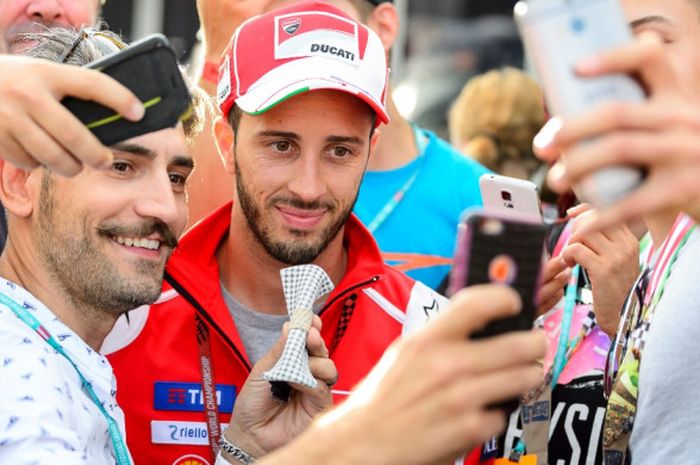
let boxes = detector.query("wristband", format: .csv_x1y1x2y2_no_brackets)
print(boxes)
201,60,220,85
218,434,256,465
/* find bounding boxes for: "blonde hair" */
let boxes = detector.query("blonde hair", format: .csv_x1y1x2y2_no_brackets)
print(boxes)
448,67,545,179
179,76,209,148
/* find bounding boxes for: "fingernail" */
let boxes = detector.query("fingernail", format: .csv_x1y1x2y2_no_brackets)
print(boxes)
576,54,601,74
534,117,563,149
130,102,145,121
99,151,113,170
548,162,567,186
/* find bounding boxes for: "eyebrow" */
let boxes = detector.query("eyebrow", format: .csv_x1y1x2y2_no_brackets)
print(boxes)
256,130,299,140
256,131,365,145
630,15,671,29
326,135,365,145
171,155,195,170
111,142,156,160
111,143,194,169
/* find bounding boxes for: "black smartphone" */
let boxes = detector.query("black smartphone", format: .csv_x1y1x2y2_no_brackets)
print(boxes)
61,33,192,146
448,209,548,339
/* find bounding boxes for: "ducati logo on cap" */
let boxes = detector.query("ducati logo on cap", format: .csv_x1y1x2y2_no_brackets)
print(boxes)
282,17,302,35
275,11,360,65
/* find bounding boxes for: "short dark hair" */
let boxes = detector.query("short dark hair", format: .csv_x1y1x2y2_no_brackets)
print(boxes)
227,104,245,137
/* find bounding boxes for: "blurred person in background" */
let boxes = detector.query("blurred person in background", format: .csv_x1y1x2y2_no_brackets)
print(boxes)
340,0,490,291
0,0,100,53
186,0,271,228
448,67,545,182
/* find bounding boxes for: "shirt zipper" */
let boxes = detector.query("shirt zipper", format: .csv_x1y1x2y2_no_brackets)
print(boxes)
165,272,382,373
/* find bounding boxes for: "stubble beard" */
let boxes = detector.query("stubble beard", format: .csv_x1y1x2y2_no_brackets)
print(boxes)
234,156,355,265
36,173,169,318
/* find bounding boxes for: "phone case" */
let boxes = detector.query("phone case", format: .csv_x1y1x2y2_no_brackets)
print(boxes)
449,209,548,339
61,33,192,146
479,174,543,223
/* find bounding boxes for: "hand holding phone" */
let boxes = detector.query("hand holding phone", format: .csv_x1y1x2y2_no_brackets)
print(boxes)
448,209,548,339
62,34,192,147
515,0,645,207
0,55,147,177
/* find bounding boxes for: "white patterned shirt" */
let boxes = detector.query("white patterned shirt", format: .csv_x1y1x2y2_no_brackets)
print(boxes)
0,278,130,465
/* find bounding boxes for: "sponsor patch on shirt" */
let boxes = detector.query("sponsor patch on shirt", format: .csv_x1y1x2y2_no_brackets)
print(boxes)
500,375,607,465
152,420,228,446
480,436,499,461
171,453,210,465
154,382,236,413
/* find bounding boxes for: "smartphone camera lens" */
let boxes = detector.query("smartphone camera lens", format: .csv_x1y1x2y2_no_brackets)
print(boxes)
501,190,512,202
480,218,504,235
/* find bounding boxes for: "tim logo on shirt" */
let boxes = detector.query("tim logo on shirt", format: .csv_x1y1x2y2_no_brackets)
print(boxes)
154,382,236,414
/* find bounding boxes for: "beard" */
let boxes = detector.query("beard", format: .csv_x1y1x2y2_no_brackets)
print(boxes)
234,156,356,265
5,20,63,53
36,173,176,316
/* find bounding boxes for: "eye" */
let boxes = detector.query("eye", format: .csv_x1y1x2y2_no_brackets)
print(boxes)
169,170,190,192
331,146,352,158
111,161,132,174
169,173,187,186
272,141,292,152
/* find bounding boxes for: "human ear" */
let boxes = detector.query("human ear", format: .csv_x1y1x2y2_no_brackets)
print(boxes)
367,3,399,53
369,127,382,153
0,161,36,218
214,116,236,175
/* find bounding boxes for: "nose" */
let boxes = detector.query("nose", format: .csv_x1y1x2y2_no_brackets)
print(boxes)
26,0,66,24
287,152,328,204
133,172,186,234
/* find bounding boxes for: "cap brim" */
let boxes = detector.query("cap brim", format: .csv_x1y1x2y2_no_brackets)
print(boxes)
237,78,389,126
235,57,389,126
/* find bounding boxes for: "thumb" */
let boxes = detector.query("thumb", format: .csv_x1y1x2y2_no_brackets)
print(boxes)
249,322,290,376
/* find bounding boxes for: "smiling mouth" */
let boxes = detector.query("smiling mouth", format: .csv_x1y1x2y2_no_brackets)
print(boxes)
112,235,161,251
276,205,327,229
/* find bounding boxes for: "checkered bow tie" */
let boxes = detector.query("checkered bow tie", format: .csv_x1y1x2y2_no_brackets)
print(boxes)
263,265,334,390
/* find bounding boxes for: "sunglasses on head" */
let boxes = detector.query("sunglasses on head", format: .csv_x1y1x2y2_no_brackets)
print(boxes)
58,27,126,64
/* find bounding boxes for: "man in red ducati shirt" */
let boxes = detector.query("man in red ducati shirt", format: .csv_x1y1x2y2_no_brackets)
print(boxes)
103,3,447,465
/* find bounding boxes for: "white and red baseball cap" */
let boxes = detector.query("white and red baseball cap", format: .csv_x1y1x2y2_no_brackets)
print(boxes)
217,0,390,126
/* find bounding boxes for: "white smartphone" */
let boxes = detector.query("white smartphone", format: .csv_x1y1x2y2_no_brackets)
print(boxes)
480,174,543,223
514,0,644,207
